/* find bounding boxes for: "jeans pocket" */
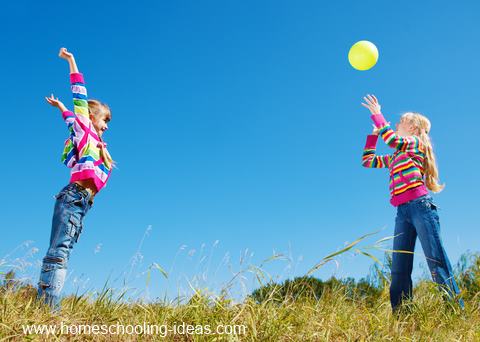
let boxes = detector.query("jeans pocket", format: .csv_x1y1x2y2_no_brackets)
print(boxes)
67,214,83,243
417,196,436,210
424,198,438,211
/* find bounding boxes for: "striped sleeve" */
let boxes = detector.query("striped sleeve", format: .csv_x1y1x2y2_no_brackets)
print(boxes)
60,110,78,167
371,114,422,153
61,110,76,130
70,73,89,119
59,73,89,168
362,134,390,168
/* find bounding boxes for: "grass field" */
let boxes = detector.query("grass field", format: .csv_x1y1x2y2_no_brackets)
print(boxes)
1,276,479,341
1,235,479,341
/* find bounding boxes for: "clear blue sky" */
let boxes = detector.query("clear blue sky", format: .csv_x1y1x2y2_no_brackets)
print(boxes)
1,0,479,301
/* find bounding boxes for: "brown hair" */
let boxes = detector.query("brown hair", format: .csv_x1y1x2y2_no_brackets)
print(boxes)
88,99,115,169
400,112,444,192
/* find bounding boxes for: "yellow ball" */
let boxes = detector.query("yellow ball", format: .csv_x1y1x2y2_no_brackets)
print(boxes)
348,40,379,71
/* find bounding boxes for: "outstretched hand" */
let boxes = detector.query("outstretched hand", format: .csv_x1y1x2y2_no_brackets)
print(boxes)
58,47,74,61
361,94,381,115
45,94,67,112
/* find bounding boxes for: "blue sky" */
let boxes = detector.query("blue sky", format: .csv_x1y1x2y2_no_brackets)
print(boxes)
1,0,479,301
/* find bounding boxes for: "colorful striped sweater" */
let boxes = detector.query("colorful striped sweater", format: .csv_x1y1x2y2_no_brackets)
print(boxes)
362,113,428,206
61,73,112,192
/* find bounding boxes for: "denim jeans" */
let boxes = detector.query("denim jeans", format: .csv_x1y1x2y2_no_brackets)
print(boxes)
37,183,93,311
390,195,464,311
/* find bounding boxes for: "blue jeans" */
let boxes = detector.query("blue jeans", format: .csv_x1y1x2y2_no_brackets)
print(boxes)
390,195,464,311
37,183,93,311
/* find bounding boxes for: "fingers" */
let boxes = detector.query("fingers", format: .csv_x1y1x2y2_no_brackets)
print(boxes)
362,101,374,112
363,96,375,107
58,47,72,59
45,94,59,105
362,94,382,117
363,94,378,105
365,95,377,107
45,97,55,106
362,94,381,113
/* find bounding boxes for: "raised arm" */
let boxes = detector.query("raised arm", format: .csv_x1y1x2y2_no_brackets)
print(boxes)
361,94,421,153
59,48,89,121
362,126,391,168
45,94,75,129
59,47,79,74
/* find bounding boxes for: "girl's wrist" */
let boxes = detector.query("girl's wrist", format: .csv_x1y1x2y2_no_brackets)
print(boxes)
68,59,79,74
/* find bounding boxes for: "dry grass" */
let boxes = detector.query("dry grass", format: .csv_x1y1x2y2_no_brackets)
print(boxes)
1,271,479,341
2,233,479,341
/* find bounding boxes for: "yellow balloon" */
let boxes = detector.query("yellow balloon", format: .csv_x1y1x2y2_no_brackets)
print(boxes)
348,40,379,71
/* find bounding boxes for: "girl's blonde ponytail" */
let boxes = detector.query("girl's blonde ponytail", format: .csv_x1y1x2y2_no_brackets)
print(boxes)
99,143,115,170
402,112,444,193
419,129,444,193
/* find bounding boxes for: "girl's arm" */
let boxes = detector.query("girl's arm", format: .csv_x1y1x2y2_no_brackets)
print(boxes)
59,47,79,74
361,94,420,153
45,94,76,129
45,94,78,167
362,126,391,168
59,48,89,121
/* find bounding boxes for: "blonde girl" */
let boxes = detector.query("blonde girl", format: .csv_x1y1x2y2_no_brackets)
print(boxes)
361,94,464,312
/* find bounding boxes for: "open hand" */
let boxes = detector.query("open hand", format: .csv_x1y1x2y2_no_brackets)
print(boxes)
45,94,66,111
361,94,381,115
58,47,74,60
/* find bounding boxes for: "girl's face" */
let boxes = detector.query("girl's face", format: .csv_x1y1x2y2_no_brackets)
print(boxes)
395,119,414,137
90,110,110,138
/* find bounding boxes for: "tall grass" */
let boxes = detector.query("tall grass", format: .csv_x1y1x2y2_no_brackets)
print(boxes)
1,231,479,341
